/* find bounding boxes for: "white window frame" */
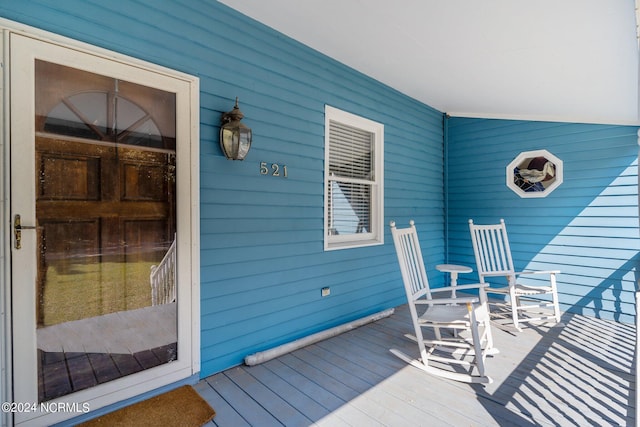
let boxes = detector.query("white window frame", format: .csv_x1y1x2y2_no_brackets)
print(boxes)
324,105,384,251
506,149,563,198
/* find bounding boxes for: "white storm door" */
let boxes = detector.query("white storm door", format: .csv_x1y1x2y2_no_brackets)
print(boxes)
10,33,198,426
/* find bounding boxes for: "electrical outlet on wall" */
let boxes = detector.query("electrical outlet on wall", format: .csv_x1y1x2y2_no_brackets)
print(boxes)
321,287,330,297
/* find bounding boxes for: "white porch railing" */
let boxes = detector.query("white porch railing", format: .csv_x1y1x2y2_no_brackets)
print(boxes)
150,238,177,305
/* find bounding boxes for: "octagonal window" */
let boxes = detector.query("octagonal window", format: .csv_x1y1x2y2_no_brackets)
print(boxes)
507,149,563,198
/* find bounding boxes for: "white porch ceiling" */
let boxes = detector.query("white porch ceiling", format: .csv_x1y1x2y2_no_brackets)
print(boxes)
220,0,639,125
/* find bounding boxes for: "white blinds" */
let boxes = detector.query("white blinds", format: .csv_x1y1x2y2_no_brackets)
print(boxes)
328,121,373,180
327,120,374,235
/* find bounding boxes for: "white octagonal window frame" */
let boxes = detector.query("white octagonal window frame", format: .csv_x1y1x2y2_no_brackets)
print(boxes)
506,149,563,198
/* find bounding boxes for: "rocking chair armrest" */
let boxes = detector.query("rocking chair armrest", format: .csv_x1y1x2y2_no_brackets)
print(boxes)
415,296,480,306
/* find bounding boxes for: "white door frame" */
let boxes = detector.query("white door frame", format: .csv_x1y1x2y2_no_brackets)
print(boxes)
1,28,12,427
1,20,200,427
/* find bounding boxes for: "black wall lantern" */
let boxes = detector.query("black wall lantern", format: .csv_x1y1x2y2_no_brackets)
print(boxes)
220,97,252,160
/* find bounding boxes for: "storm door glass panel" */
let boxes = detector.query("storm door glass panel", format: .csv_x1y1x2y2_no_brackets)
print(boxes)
34,60,177,402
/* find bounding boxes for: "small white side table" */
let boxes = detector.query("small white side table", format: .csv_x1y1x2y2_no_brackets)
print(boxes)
436,264,472,297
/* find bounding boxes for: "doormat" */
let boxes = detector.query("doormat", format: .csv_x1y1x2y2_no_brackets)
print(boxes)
79,385,215,427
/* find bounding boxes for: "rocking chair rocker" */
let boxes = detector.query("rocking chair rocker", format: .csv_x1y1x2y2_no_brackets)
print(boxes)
468,219,561,331
389,221,497,384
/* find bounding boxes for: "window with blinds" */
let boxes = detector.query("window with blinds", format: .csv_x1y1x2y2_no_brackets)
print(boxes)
324,106,384,250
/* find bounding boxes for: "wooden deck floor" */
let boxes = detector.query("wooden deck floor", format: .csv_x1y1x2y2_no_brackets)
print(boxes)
39,343,177,402
37,303,177,402
195,304,635,426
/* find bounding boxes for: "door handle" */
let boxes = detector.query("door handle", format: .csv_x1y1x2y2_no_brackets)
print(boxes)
14,214,37,250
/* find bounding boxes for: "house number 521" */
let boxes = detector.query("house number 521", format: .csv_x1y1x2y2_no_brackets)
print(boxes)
260,162,288,178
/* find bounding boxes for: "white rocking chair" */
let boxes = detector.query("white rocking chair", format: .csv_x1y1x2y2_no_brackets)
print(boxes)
389,220,497,384
468,219,561,331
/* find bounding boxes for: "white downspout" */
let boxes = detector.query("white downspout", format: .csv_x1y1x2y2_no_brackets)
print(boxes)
244,308,394,366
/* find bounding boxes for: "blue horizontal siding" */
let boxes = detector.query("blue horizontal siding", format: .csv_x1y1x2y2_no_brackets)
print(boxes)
446,117,639,322
2,0,447,377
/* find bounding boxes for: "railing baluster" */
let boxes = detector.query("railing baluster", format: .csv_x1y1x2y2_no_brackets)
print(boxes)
150,236,177,305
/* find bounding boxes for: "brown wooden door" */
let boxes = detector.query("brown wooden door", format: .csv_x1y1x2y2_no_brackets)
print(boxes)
35,136,176,326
